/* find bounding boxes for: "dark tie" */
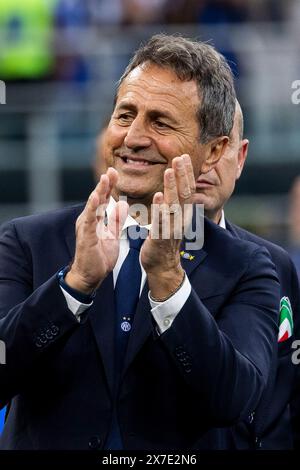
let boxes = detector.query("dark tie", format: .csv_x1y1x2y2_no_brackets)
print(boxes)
115,226,147,371
105,225,147,450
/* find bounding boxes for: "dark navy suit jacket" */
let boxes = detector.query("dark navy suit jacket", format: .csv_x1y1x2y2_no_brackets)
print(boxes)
226,220,300,449
0,205,280,449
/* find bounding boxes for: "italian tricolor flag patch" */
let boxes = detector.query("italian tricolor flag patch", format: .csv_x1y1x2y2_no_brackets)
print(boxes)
278,297,293,342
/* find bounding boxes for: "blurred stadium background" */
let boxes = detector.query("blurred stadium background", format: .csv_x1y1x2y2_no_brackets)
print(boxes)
0,0,300,245
0,0,300,435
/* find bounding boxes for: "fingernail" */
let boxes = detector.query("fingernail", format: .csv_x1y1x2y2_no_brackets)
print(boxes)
176,158,184,168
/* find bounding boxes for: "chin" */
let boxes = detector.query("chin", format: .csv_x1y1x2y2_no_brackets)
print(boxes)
193,194,207,206
194,197,215,214
117,184,152,202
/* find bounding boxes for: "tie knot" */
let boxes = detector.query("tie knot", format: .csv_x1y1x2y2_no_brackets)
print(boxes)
127,226,148,251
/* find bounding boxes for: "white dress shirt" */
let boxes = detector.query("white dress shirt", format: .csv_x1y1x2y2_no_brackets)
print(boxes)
60,197,191,333
219,210,226,229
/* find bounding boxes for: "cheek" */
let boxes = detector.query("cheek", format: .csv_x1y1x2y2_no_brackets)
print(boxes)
220,174,236,198
157,140,177,164
157,136,192,165
106,126,126,150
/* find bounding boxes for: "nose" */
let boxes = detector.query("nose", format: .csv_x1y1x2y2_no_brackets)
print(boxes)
124,117,152,151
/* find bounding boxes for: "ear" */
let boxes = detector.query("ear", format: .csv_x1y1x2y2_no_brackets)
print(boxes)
200,136,229,174
236,138,249,179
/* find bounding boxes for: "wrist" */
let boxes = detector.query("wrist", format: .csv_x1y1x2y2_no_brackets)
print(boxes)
148,267,185,302
58,266,97,304
147,262,183,280
64,267,100,296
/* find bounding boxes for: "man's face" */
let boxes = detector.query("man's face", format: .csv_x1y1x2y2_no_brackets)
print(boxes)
104,63,206,203
193,113,248,218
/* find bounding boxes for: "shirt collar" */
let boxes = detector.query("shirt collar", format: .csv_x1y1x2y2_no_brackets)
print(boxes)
218,210,226,229
107,197,226,231
106,196,151,234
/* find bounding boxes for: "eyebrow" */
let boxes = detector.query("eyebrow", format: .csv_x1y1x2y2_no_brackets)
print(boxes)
115,101,180,126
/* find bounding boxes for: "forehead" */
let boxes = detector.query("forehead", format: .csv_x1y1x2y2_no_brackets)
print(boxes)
116,63,200,115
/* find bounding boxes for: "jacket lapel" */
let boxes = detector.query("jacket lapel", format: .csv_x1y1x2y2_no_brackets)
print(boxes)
181,206,207,277
122,279,152,379
224,219,240,238
88,275,116,396
179,240,207,277
63,208,208,391
64,216,115,397
122,237,207,379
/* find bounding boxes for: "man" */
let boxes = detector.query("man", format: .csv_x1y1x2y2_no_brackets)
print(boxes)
194,101,300,449
0,34,279,450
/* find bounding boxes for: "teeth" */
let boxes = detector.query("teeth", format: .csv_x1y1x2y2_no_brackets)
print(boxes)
126,158,150,166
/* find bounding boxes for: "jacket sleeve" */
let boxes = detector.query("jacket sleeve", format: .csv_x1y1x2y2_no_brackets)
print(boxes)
289,259,300,449
0,221,80,409
160,246,280,426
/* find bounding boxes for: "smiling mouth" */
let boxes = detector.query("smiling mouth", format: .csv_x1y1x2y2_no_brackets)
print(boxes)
120,157,158,166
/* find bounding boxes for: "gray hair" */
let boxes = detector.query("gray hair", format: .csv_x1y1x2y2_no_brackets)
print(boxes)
117,34,236,143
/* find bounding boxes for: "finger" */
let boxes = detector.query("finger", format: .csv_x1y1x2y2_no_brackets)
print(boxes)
172,156,191,203
182,154,196,195
160,197,183,241
153,192,164,205
85,175,109,226
106,167,118,195
94,174,110,205
178,155,195,234
76,189,100,241
109,200,129,239
94,168,118,224
150,192,164,240
155,199,173,240
150,196,182,241
83,190,100,226
164,168,180,207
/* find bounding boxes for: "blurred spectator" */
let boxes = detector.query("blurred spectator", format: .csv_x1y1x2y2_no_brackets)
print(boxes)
288,176,300,279
247,0,293,22
0,0,57,82
197,0,248,24
54,0,92,83
194,0,246,77
165,0,294,25
89,0,123,25
288,0,300,41
165,0,200,23
123,0,168,24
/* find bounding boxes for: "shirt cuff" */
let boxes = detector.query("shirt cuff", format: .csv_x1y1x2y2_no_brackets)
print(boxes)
149,274,191,334
60,286,93,322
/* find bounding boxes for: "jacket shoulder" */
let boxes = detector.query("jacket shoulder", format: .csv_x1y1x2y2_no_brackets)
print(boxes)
203,217,277,278
227,221,294,271
204,217,269,259
0,204,84,238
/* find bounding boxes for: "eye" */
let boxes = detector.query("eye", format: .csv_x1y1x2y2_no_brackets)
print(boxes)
117,113,133,125
154,120,169,129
